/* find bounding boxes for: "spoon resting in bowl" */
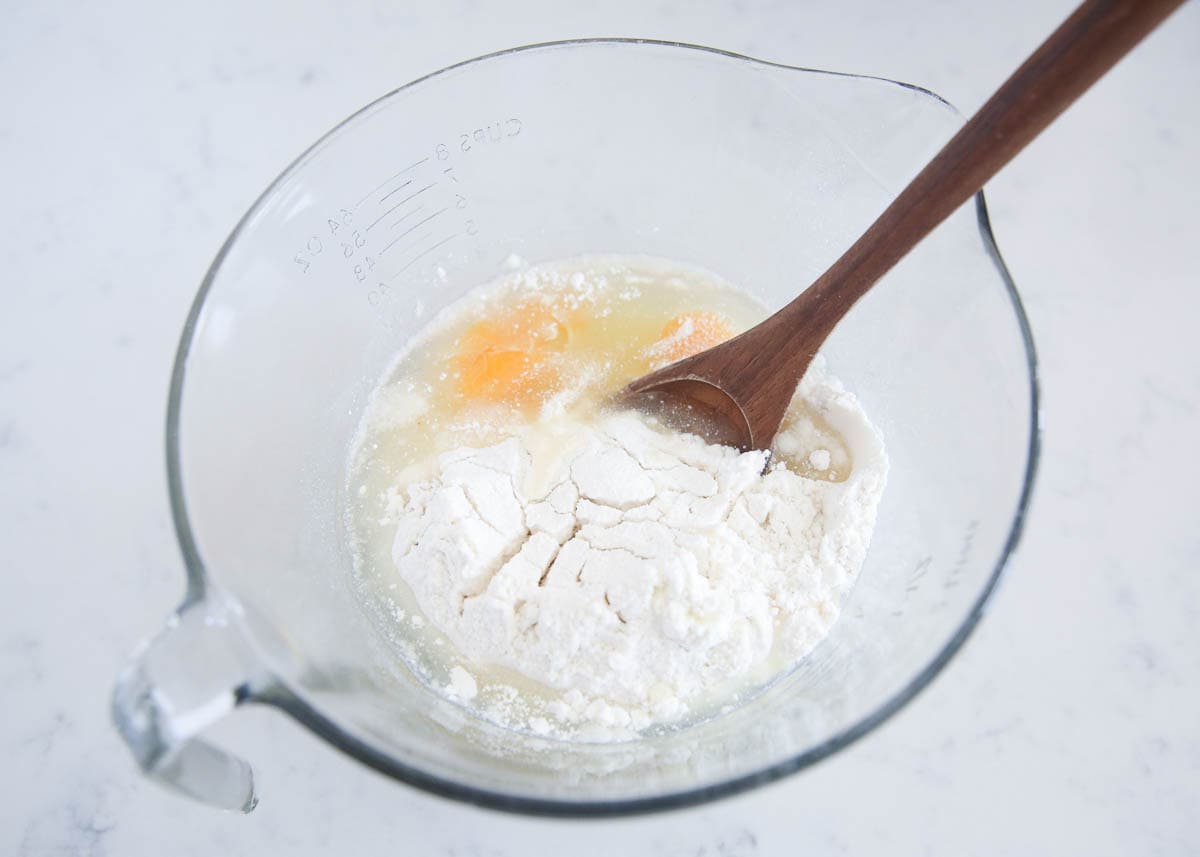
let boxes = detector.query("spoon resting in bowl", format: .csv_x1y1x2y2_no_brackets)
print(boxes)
624,0,1183,451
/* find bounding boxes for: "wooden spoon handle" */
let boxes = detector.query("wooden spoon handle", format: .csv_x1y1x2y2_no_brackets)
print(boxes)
768,0,1185,371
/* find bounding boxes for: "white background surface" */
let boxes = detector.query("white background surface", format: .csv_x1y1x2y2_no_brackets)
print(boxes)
3,1,1198,854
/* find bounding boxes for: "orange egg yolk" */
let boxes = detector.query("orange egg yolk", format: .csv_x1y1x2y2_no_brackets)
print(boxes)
655,312,734,362
454,302,574,406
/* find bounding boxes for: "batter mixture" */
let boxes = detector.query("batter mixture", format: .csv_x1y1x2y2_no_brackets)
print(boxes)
347,256,887,741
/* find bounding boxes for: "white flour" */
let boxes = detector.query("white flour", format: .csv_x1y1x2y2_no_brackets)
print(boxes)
382,365,887,739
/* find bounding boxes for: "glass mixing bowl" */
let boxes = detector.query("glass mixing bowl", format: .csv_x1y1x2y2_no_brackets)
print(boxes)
112,39,1039,815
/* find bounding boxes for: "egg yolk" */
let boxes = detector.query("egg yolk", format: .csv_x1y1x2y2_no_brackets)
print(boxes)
655,312,734,363
453,303,736,410
454,301,574,406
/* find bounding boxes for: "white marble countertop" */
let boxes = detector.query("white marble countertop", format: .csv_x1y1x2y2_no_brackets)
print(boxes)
3,0,1198,854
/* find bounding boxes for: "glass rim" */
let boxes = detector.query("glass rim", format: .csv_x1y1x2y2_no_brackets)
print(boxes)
165,37,1042,817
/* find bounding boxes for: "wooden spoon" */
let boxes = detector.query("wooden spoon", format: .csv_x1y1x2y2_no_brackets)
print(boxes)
625,0,1184,451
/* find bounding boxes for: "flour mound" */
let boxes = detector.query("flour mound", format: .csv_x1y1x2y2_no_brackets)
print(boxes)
387,398,887,739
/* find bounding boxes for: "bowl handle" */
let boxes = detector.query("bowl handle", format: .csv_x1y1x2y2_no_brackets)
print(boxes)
111,590,267,812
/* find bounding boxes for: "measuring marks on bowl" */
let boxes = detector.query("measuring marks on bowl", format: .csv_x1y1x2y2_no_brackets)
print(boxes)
289,143,481,308
356,153,473,268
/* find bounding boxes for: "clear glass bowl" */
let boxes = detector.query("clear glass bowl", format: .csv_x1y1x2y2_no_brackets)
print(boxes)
112,39,1039,815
